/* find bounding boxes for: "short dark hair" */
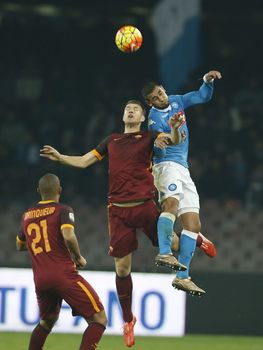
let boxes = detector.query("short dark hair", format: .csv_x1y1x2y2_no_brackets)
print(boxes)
125,99,146,116
38,173,60,197
141,82,159,101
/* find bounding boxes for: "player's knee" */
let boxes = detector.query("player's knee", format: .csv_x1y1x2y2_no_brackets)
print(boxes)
98,311,108,327
90,310,108,327
116,265,131,277
162,197,178,215
40,317,58,331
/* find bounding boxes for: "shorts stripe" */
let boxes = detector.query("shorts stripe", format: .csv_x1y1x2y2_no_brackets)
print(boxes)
77,281,100,312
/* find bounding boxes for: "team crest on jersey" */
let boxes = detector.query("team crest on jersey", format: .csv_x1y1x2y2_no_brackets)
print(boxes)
171,102,179,109
168,183,177,191
148,119,156,126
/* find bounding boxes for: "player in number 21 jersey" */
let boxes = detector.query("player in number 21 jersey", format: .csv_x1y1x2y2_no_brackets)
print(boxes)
16,173,107,350
18,201,76,279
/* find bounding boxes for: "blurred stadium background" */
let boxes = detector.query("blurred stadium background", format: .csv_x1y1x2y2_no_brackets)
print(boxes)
0,0,263,341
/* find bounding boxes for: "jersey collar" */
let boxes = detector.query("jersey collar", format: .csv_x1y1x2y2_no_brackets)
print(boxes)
152,105,172,113
38,200,56,204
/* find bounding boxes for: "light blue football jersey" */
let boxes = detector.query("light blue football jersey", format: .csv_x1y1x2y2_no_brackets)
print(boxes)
148,82,214,168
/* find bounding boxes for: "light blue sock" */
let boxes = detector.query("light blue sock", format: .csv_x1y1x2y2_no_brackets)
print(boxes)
176,230,198,279
157,212,176,255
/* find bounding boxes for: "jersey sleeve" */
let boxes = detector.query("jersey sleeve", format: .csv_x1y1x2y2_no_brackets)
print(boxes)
178,82,214,109
91,135,111,160
60,206,75,230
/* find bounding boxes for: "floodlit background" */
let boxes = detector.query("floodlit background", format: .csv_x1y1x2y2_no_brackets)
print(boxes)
0,0,263,337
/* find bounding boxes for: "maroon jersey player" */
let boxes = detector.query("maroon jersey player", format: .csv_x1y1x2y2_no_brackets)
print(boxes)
40,100,185,348
16,173,107,350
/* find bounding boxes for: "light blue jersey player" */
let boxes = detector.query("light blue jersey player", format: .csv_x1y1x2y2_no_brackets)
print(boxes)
142,70,222,296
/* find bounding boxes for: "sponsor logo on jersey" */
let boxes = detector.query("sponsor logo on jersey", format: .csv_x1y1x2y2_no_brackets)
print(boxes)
168,183,177,191
69,212,75,222
148,119,156,126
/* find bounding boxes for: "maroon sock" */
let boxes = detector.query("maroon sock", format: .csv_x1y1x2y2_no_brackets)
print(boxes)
28,323,50,350
79,322,106,350
116,274,133,322
196,234,202,247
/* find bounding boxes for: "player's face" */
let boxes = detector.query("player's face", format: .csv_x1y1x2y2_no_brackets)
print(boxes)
123,103,145,123
146,86,169,109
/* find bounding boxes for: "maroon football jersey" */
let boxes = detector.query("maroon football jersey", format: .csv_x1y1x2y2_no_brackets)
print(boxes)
17,200,76,283
92,131,158,203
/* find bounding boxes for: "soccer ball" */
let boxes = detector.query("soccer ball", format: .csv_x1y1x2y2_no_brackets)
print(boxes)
115,26,143,53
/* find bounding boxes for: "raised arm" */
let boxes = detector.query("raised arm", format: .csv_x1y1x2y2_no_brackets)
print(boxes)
181,70,222,108
61,226,86,269
40,145,99,168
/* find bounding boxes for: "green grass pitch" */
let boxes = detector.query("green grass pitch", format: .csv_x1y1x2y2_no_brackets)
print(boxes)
0,333,263,350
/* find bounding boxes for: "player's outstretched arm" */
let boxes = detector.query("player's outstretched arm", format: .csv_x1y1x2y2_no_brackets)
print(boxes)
181,70,222,108
40,145,98,168
61,226,87,269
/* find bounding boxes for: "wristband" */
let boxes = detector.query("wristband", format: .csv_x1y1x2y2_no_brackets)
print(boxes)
203,74,214,83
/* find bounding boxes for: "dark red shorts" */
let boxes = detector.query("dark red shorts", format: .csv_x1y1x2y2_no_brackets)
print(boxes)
36,271,104,320
107,200,159,258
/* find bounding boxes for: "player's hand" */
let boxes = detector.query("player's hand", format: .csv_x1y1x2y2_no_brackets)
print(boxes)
204,70,222,82
170,113,186,129
154,136,170,149
74,255,87,269
40,145,61,162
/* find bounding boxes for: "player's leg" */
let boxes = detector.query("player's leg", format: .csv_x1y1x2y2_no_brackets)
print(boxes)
171,169,206,296
159,196,178,254
28,290,61,350
137,199,186,270
115,254,136,347
153,163,178,257
152,163,186,270
175,230,216,257
28,317,58,350
177,211,201,277
107,204,138,347
108,204,137,322
173,212,205,296
79,310,107,350
61,274,106,350
114,254,133,323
